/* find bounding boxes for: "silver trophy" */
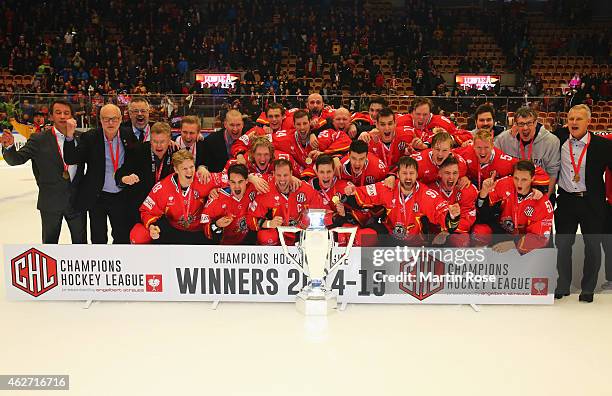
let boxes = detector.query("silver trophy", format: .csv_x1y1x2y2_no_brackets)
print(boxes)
277,209,357,315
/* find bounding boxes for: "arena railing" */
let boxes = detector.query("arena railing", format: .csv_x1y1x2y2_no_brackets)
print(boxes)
0,93,573,131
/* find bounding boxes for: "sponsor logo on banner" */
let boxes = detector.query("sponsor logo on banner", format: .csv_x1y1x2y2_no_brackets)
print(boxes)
146,275,163,292
398,255,445,301
531,278,548,295
11,248,58,297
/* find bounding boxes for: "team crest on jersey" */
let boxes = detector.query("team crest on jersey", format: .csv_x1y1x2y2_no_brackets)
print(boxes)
238,218,247,231
366,184,377,196
365,176,375,184
249,191,256,201
398,141,406,151
249,201,257,211
456,191,462,201
296,192,306,203
524,206,535,217
393,224,406,238
193,191,200,199
413,203,419,212
200,214,210,224
501,218,515,233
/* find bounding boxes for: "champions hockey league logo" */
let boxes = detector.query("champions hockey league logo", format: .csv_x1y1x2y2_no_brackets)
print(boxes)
398,253,445,301
11,248,58,297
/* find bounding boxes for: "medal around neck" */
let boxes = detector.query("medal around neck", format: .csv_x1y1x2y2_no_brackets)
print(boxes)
277,209,357,315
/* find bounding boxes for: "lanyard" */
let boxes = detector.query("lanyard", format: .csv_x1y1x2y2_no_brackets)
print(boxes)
519,139,534,160
52,128,68,173
569,134,590,181
107,133,120,173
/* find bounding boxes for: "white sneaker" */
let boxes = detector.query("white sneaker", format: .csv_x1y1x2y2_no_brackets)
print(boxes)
601,281,612,291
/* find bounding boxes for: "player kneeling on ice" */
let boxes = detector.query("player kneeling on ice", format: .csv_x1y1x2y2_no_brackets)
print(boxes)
473,160,553,254
201,164,258,245
130,150,227,244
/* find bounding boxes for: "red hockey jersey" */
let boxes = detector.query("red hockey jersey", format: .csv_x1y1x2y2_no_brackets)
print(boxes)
396,113,472,146
428,181,478,234
201,186,256,244
411,149,468,184
455,145,550,190
354,181,452,240
247,180,325,231
368,127,415,170
140,172,227,232
487,176,553,254
338,152,388,186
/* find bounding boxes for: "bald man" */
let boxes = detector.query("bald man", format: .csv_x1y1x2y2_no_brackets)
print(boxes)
202,109,250,172
307,93,335,131
64,104,138,243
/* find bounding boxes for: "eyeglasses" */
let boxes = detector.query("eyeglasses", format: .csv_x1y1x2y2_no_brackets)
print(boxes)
129,109,149,114
101,117,120,123
515,121,535,128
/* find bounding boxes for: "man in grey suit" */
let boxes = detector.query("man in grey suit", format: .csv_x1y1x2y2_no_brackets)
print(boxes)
1,100,87,243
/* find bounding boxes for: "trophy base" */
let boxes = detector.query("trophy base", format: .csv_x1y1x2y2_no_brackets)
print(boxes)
296,289,337,316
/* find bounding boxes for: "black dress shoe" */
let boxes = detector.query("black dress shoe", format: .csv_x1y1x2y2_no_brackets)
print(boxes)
579,293,594,303
554,292,569,299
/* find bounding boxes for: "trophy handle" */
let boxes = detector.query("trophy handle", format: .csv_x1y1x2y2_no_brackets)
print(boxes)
276,226,308,277
325,227,357,286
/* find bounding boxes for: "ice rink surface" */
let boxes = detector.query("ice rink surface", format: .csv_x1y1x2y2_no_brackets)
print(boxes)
1,162,611,395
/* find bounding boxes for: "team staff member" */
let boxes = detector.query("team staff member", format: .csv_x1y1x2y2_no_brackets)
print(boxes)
495,106,560,196
115,122,176,230
131,150,227,244
1,100,86,243
64,104,138,244
554,104,612,303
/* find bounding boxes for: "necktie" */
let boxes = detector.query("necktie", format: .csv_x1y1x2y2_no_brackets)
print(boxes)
137,128,145,142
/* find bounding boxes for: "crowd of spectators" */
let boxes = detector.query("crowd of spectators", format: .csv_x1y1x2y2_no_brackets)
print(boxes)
0,0,610,121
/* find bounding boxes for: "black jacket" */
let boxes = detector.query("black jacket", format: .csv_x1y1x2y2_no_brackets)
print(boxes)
554,127,612,217
201,130,231,172
115,142,175,209
2,130,84,212
63,128,138,211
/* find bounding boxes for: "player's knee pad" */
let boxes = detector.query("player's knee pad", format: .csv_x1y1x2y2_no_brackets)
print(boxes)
471,224,493,246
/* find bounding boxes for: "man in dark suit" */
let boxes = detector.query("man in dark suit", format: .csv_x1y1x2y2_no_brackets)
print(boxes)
120,97,152,143
115,121,175,231
201,109,247,172
64,104,137,244
1,100,86,243
553,104,612,303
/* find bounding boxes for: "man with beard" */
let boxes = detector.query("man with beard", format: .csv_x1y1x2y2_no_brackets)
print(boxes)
468,104,505,140
121,97,151,143
115,122,176,231
202,164,257,245
345,156,461,246
428,156,478,247
247,159,325,245
175,115,205,168
233,110,351,175
494,106,560,196
306,93,335,132
455,128,550,192
396,97,472,148
473,160,553,255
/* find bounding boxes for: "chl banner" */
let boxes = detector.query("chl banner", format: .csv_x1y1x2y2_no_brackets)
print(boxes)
3,245,556,304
